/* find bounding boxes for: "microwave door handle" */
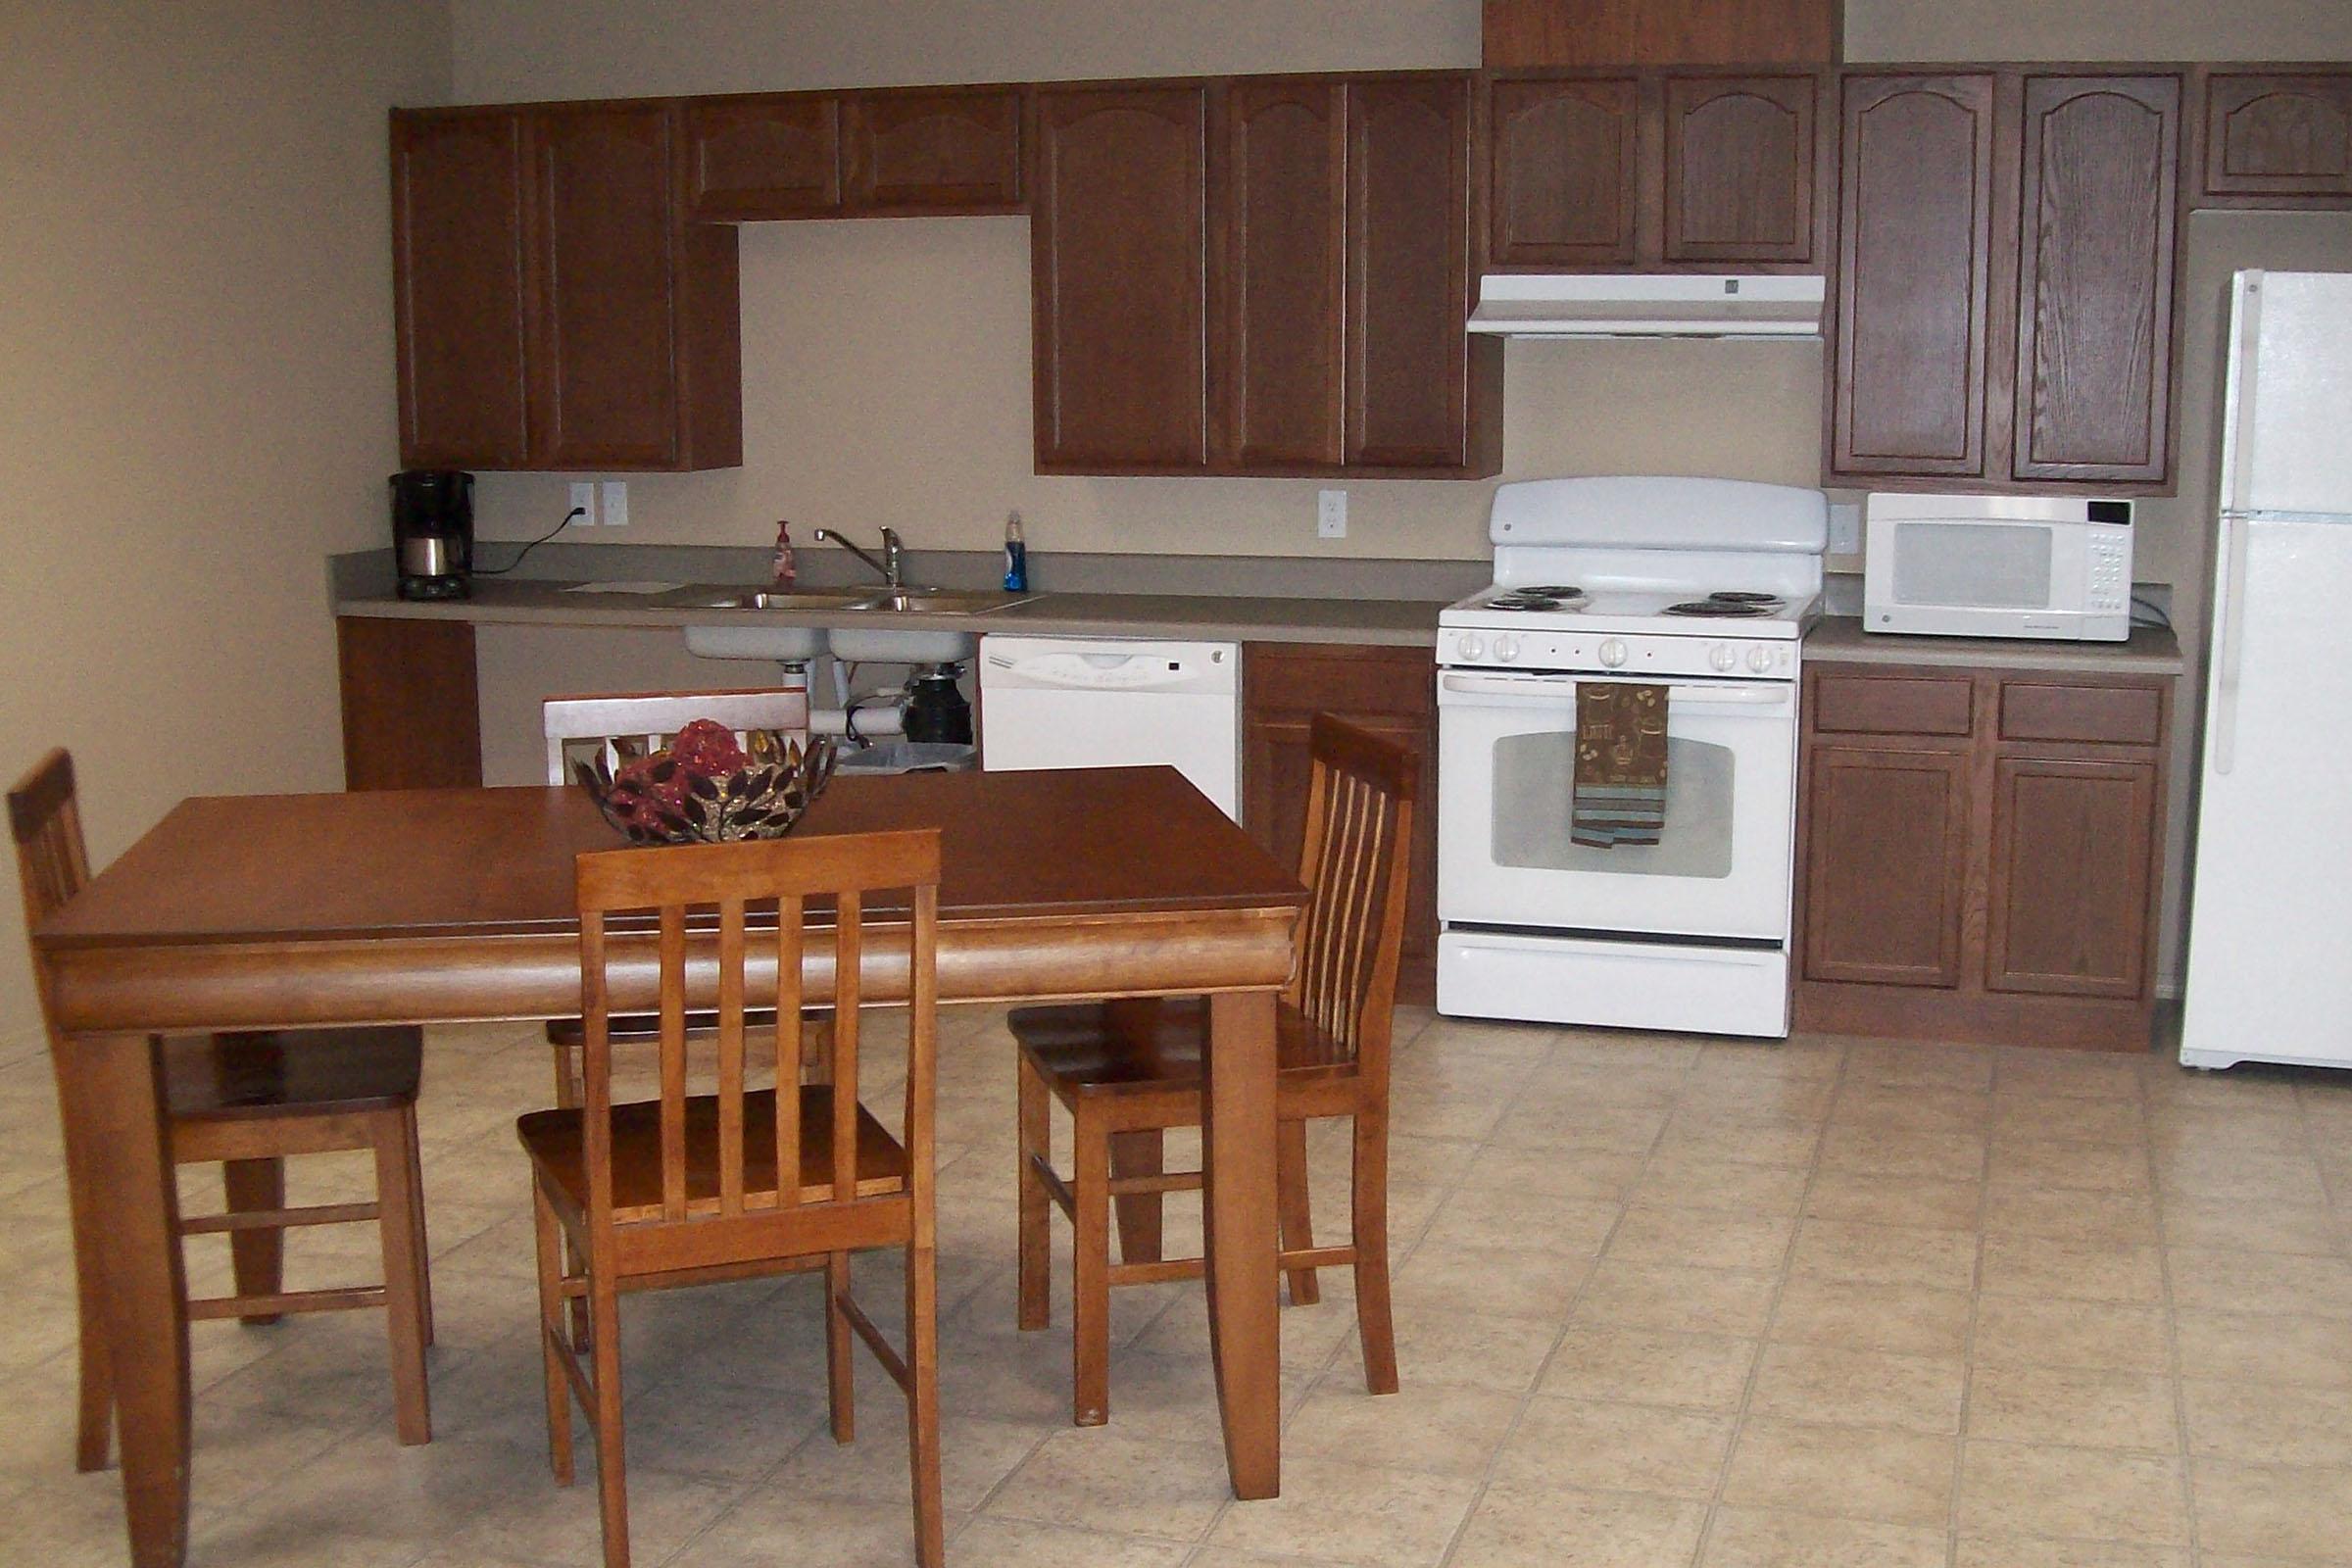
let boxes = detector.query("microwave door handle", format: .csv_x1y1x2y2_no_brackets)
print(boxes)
2211,514,2254,775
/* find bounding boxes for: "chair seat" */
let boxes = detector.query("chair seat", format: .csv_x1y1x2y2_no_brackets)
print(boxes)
1008,998,1357,1102
163,1027,424,1122
518,1086,909,1222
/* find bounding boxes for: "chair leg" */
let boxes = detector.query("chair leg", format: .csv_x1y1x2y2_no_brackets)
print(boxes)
802,1013,835,1085
1015,1054,1050,1332
1350,1105,1398,1396
1070,1108,1111,1427
1276,1118,1320,1307
530,1181,574,1487
401,1107,434,1347
220,1156,286,1325
370,1111,432,1446
825,1251,855,1444
57,1100,116,1472
550,1041,582,1110
1109,1128,1165,1266
587,1269,631,1568
905,1240,944,1568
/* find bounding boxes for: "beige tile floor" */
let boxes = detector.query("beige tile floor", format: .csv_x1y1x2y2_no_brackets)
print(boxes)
4,1005,2352,1566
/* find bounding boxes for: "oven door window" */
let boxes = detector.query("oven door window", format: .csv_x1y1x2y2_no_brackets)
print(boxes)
1491,732,1736,879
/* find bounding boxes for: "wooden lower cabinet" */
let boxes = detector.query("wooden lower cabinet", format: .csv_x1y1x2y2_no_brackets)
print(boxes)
1795,662,2169,1052
1241,642,1437,1005
338,616,483,791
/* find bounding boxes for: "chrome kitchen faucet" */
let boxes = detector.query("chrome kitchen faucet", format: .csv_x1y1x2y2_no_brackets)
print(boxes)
812,526,905,589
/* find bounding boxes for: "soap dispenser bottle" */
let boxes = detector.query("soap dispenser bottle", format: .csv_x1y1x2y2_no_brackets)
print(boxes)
1003,510,1028,593
771,520,797,590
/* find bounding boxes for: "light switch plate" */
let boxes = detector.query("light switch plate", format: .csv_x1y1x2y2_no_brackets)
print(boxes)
1317,489,1348,539
599,480,629,528
567,482,597,527
1828,501,1861,556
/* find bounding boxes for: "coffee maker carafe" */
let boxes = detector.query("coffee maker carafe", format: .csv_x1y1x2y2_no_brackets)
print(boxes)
390,469,473,601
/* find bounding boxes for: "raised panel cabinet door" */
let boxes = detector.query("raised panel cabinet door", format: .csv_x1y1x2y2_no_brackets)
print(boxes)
1663,74,1819,264
1347,76,1475,469
1800,744,1970,988
1223,79,1347,467
1831,74,1997,480
846,87,1023,213
391,110,529,468
1031,86,1208,470
1985,757,2156,999
337,616,482,791
683,95,843,220
2204,73,2352,199
2012,75,2180,485
1488,76,1639,266
528,104,683,468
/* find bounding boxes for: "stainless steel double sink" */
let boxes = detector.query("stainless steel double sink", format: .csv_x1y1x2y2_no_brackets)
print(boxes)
685,586,1038,664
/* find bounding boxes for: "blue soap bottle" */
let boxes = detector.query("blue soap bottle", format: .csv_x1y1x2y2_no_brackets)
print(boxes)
1003,510,1029,592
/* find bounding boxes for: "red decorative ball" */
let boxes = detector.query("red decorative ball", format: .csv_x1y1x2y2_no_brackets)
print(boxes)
668,718,750,779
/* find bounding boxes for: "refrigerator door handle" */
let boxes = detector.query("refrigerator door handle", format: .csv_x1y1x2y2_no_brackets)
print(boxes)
2212,514,2252,775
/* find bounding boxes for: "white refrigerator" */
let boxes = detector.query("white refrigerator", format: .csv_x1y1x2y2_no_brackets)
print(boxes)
2180,270,2352,1070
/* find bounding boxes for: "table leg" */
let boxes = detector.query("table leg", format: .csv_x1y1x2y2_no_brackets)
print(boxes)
1200,990,1279,1500
59,1031,191,1568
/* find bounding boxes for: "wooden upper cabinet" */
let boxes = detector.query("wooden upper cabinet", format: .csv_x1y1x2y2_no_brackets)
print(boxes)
2011,75,2180,484
685,96,843,219
392,103,739,472
1663,74,1819,264
846,88,1023,212
391,110,530,469
1031,85,1209,471
1831,74,1997,481
1222,80,1347,466
1347,76,1480,469
1484,0,1840,68
2200,71,2352,202
1488,76,1639,267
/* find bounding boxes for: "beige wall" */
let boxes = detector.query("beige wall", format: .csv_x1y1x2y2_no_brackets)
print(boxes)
0,2,450,1054
1846,0,2352,62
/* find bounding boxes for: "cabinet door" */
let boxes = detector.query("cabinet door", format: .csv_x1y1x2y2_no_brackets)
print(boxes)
1986,756,2156,998
1800,744,1970,988
528,104,684,468
391,110,529,469
1662,74,1819,265
1488,77,1639,267
684,95,842,220
1031,86,1208,470
2203,73,2352,200
1222,80,1346,467
338,617,482,791
1346,76,1475,469
1242,644,1438,1005
1831,74,1997,480
845,88,1023,213
2011,75,2180,485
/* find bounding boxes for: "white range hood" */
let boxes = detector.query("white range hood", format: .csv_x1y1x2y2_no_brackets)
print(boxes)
1470,273,1825,339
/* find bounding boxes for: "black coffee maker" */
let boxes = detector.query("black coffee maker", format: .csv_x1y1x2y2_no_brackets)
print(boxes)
391,469,473,601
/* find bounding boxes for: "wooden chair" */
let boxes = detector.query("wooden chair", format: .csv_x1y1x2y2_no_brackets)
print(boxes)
540,688,820,1107
1010,713,1416,1426
8,749,434,1466
520,828,944,1568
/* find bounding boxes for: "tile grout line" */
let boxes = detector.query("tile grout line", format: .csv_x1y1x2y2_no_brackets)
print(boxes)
1945,1053,1998,1568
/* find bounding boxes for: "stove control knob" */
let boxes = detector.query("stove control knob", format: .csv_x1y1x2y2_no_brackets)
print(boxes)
1709,644,1737,671
1495,634,1522,663
1598,638,1629,668
1746,645,1775,673
1457,633,1486,662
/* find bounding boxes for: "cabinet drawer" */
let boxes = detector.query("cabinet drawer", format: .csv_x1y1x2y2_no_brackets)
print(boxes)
1999,682,2162,747
1810,673,1973,737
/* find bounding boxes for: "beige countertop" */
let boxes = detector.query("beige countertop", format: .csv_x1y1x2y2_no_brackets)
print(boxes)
336,577,1449,648
1802,615,2186,676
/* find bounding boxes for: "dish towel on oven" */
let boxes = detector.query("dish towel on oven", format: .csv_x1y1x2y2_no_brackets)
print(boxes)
1572,683,1669,848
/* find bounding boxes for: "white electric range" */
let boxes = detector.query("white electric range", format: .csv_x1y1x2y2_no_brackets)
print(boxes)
1436,476,1828,1038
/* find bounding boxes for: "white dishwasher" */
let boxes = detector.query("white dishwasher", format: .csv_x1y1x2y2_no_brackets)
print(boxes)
977,635,1241,819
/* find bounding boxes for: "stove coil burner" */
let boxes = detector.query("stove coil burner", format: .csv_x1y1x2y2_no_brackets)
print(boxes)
1706,590,1782,606
1663,595,1783,618
1518,584,1587,602
1487,591,1576,612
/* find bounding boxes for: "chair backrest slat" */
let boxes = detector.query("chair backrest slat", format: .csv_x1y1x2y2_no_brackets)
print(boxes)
1283,717,1419,1084
658,904,689,1221
9,749,91,927
716,896,747,1215
772,894,805,1209
543,689,812,786
833,892,861,1201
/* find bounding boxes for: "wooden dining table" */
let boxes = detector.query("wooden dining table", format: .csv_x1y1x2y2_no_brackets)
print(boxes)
32,765,1304,1568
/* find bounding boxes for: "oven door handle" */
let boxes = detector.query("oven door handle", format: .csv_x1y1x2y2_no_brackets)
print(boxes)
1439,672,1794,710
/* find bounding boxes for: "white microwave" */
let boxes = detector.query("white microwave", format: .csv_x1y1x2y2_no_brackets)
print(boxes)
1862,494,2132,641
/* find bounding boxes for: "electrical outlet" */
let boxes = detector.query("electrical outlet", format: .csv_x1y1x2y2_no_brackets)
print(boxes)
599,480,629,527
1828,501,1862,556
1316,488,1348,540
567,482,597,527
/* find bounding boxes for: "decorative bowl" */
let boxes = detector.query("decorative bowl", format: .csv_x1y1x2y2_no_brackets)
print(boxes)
574,720,837,845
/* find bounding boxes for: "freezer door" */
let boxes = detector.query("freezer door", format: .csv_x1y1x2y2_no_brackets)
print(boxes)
2181,510,2352,1069
2226,271,2352,516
